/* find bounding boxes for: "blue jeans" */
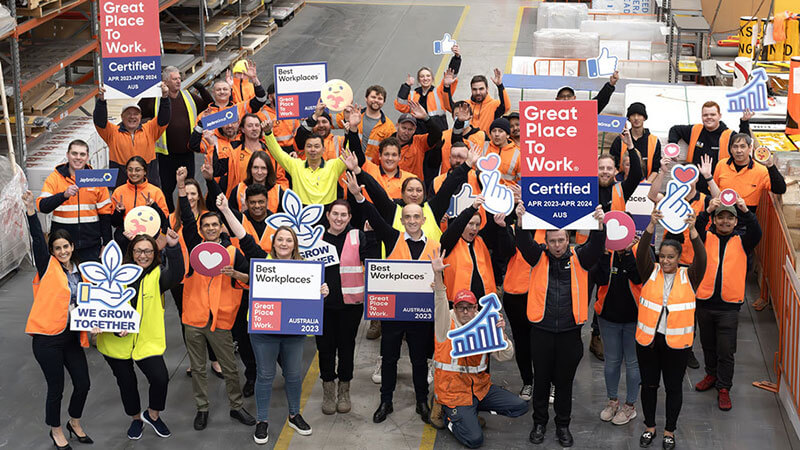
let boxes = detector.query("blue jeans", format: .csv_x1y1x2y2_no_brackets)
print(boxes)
598,317,640,404
250,334,305,422
443,384,529,448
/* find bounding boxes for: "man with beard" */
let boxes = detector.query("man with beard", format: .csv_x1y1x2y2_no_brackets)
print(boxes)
446,69,509,134
336,86,396,162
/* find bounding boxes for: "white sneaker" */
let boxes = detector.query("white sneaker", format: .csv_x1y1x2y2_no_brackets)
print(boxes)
371,356,382,384
600,399,619,422
519,385,533,401
427,360,434,385
611,403,637,425
549,385,555,404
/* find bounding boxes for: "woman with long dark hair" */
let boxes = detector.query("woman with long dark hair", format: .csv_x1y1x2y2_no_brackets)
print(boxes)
96,231,183,440
111,155,169,253
204,143,284,215
24,190,92,450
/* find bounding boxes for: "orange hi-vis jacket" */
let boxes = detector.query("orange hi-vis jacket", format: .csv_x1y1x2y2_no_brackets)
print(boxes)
636,265,696,349
503,230,546,295
27,256,89,347
231,77,255,105
170,211,201,278
257,105,300,149
439,128,486,174
234,181,281,214
696,233,747,303
482,140,520,186
686,124,732,163
181,245,243,331
527,248,589,324
394,80,455,122
433,318,490,407
387,233,440,261
464,90,511,134
96,117,167,166
363,161,415,200
619,134,659,175
713,157,772,207
594,250,643,315
443,235,497,298
227,139,289,190
335,109,396,162
112,180,169,220
398,133,435,180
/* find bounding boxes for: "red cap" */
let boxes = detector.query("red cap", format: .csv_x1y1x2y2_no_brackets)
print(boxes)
454,289,477,305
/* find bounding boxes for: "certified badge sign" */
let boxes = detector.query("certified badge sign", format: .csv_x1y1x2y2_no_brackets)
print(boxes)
520,100,599,229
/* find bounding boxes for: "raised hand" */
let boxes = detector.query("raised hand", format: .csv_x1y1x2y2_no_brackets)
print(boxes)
245,60,258,81
216,193,229,213
430,247,450,273
493,213,507,227
742,108,754,122
344,171,364,200
516,201,526,221
201,162,213,181
491,68,503,86
707,197,721,214
176,167,187,185
313,98,326,120
736,195,749,213
443,68,456,88
346,103,361,130
225,69,233,87
23,190,36,215
406,73,415,86
621,128,633,149
451,43,461,57
161,82,169,97
202,129,218,147
472,194,485,209
261,117,274,135
609,70,620,86
408,99,428,120
592,204,605,224
466,143,481,168
340,148,359,172
165,228,180,247
97,86,106,101
699,154,714,179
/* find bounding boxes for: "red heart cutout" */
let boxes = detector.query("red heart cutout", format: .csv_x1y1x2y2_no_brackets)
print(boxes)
673,166,697,184
663,143,680,158
477,153,501,172
720,188,737,206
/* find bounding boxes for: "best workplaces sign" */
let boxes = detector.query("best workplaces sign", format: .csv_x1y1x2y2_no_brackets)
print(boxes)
520,100,598,230
99,0,161,99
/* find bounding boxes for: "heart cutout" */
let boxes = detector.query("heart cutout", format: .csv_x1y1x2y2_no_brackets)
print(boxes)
663,143,680,158
477,153,501,172
672,165,698,184
720,188,737,206
606,219,629,240
603,211,635,251
199,251,223,269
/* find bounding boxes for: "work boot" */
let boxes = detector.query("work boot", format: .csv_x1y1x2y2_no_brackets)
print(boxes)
337,381,351,413
718,388,732,411
695,374,717,392
429,399,445,429
321,381,336,415
590,334,604,361
366,321,381,340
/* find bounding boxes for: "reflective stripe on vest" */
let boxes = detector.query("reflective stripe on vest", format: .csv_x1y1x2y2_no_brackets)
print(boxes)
611,182,626,211
502,147,520,181
433,353,488,374
155,91,197,155
427,87,445,117
635,265,695,349
619,134,658,175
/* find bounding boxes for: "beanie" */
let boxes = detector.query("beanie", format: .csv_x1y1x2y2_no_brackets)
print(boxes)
626,102,648,120
489,118,510,135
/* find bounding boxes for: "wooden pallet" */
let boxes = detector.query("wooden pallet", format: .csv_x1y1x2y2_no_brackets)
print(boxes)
31,86,74,115
17,0,62,17
241,33,268,56
246,2,265,18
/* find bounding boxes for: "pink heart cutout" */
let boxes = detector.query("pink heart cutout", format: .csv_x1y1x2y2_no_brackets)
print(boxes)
720,189,737,206
477,153,501,172
663,143,680,158
673,166,697,184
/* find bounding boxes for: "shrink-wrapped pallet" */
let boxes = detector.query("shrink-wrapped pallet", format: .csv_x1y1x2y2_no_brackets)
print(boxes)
533,29,599,59
537,3,589,30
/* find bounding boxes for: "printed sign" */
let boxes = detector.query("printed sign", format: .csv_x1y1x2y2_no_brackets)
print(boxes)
447,293,508,359
520,100,599,229
476,154,514,215
99,0,161,99
201,105,239,130
662,143,681,158
123,206,161,236
604,210,636,251
625,182,654,239
587,48,618,79
75,169,118,188
273,62,328,120
321,79,353,112
364,259,434,321
726,67,769,112
433,32,457,55
249,259,325,335
446,183,478,219
719,188,738,206
656,164,698,234
71,241,142,333
266,189,339,266
597,115,626,133
189,242,230,277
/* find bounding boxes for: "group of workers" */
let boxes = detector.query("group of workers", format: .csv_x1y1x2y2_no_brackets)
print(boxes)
22,42,786,450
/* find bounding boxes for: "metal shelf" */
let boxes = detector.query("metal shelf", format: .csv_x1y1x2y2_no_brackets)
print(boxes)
12,40,99,94
14,0,91,37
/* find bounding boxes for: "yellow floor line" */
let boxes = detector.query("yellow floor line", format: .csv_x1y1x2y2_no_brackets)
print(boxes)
434,5,471,85
419,423,438,450
504,6,527,74
273,352,320,450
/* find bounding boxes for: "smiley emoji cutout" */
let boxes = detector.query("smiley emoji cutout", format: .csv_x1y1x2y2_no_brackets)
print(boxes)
321,79,353,112
124,206,161,237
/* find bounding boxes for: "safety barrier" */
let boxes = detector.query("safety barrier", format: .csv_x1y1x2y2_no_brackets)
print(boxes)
776,256,800,416
755,191,795,324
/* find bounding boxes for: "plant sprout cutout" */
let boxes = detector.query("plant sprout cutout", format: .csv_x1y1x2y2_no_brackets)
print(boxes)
266,189,325,250
78,241,142,307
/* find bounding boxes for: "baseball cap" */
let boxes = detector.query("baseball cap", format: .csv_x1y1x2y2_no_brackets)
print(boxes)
556,86,576,99
714,205,738,217
397,113,417,125
454,289,477,305
506,111,519,120
121,103,141,114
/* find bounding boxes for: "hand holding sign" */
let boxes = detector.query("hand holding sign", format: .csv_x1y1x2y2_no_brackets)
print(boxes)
663,143,681,159
447,183,478,219
656,164,698,233
604,211,636,251
719,188,738,206
124,206,161,237
321,79,353,112
477,154,514,215
190,242,230,277
587,48,618,79
433,33,457,55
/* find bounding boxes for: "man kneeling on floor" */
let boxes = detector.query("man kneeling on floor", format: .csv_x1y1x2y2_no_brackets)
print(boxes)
430,249,528,448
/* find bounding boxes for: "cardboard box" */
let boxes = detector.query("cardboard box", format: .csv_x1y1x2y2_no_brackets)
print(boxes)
784,205,800,229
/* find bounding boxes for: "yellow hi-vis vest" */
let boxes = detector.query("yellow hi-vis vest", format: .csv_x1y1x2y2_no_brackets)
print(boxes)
155,90,198,155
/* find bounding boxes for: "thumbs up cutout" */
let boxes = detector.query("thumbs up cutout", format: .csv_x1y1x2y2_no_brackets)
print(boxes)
433,33,457,55
587,48,618,79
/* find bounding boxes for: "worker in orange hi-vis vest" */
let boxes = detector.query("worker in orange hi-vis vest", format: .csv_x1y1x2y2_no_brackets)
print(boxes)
445,68,510,134
634,208,706,450
428,248,528,445
667,101,753,195
609,102,662,182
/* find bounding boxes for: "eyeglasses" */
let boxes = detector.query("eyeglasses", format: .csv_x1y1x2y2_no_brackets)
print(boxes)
133,249,154,256
455,305,478,313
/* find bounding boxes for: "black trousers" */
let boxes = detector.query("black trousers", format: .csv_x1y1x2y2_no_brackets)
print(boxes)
157,152,196,212
172,285,217,362
696,308,739,390
530,327,583,427
104,355,169,416
232,291,257,382
503,292,533,385
637,334,690,432
315,305,364,382
380,320,433,404
32,331,91,427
